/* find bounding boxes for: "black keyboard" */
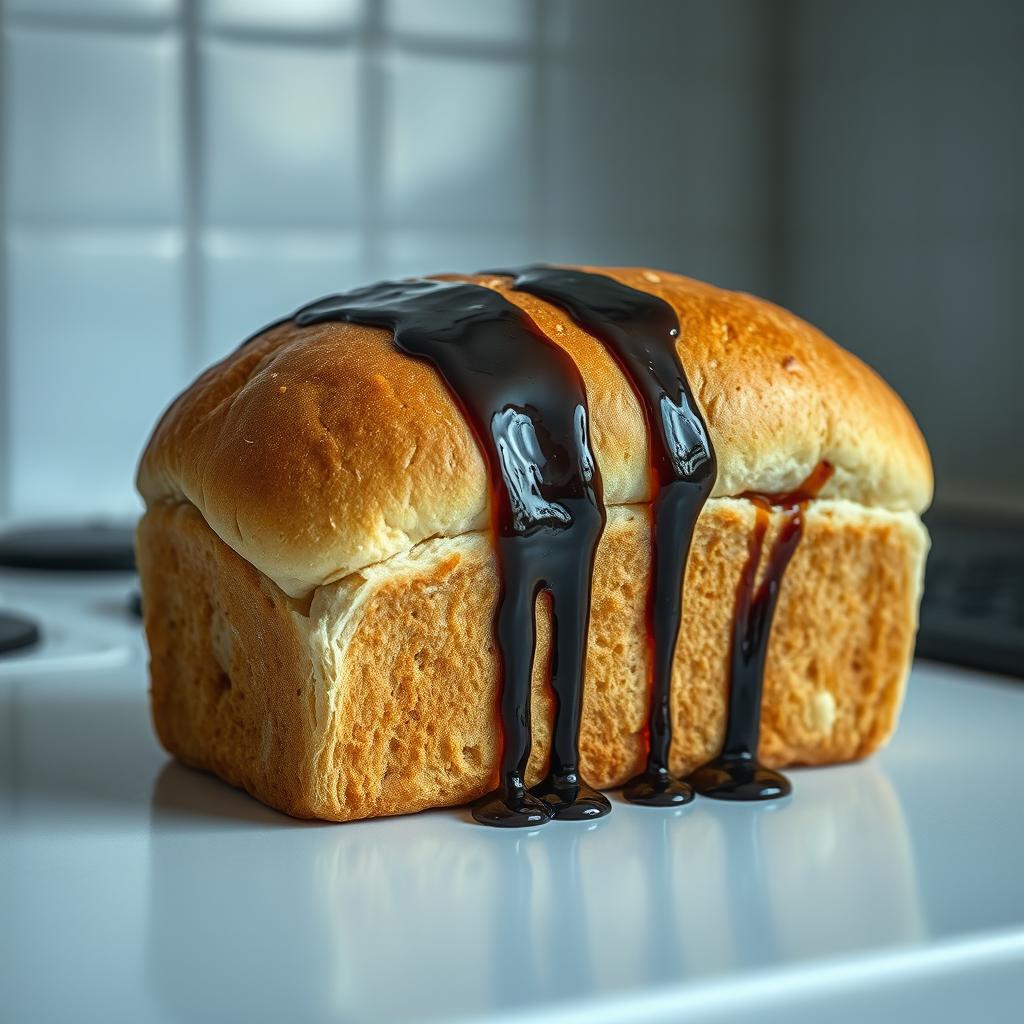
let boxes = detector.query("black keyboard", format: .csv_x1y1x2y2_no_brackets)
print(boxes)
917,512,1024,679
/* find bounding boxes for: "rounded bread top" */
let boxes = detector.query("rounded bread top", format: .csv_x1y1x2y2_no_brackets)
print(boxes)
137,267,933,598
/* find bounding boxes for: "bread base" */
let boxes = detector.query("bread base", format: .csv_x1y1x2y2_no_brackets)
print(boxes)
137,499,927,822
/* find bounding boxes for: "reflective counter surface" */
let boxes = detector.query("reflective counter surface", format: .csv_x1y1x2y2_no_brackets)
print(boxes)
2,574,1023,1022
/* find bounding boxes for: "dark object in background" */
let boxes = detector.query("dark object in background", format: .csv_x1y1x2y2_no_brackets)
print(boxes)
918,511,1024,679
0,610,39,654
0,524,135,571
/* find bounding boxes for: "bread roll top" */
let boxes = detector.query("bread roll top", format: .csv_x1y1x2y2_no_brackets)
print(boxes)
137,267,933,599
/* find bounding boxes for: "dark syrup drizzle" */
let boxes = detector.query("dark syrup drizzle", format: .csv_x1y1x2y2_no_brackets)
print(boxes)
258,267,823,821
687,462,834,800
293,279,610,827
495,266,716,807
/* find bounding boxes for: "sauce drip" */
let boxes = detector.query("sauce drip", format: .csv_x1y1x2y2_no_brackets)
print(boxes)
496,266,716,807
293,279,610,827
268,269,829,820
687,462,834,800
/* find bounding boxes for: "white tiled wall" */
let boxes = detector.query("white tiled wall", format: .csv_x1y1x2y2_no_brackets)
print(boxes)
7,26,183,225
202,39,361,227
202,0,361,32
2,0,1020,522
383,51,533,227
1,0,774,521
201,228,361,360
6,229,187,517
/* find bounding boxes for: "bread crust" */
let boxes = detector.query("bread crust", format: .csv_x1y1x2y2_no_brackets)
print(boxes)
138,497,928,822
136,268,933,599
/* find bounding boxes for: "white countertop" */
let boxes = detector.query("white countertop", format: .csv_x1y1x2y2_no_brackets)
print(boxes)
1,572,1023,1023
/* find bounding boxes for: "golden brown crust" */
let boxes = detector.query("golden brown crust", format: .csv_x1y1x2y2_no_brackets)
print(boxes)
137,268,933,598
138,498,927,822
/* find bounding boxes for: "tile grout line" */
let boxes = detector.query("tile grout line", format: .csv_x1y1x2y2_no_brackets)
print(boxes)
359,0,385,279
4,11,549,61
527,0,547,261
4,11,175,38
181,0,204,370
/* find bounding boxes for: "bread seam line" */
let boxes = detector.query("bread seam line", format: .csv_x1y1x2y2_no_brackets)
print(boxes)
140,496,929,615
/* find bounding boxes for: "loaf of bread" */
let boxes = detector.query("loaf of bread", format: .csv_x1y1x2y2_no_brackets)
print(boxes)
136,267,931,822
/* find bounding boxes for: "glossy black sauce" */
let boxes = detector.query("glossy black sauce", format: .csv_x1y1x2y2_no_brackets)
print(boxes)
265,268,825,819
294,279,610,826
496,266,716,807
687,463,834,800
